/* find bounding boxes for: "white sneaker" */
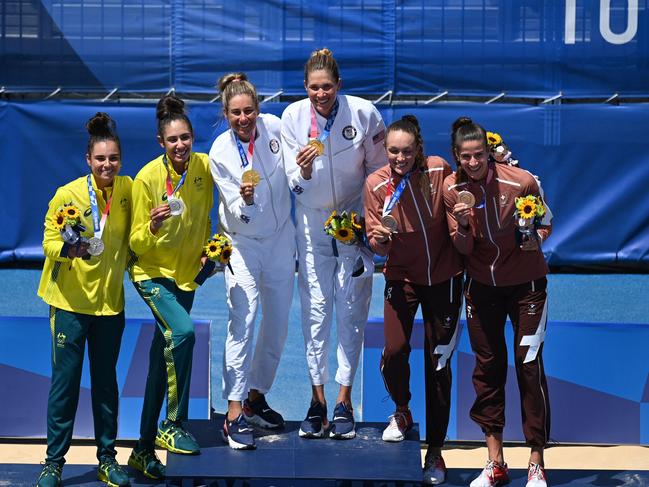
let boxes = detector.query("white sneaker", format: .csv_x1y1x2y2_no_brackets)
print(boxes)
381,410,413,442
526,463,547,487
470,460,510,487
423,454,447,485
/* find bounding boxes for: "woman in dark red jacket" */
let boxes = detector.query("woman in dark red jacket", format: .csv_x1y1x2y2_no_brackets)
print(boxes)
443,117,552,487
364,115,463,485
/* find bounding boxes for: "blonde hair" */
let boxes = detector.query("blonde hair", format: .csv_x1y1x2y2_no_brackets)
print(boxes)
218,72,259,114
304,48,340,83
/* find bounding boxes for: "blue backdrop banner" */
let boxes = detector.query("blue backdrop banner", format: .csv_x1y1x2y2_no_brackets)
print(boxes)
1,100,648,269
1,1,648,96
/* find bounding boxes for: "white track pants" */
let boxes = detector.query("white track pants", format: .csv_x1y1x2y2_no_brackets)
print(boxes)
296,204,373,387
222,220,296,401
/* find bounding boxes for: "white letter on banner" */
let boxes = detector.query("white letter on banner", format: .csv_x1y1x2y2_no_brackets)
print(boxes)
600,0,638,45
565,0,577,44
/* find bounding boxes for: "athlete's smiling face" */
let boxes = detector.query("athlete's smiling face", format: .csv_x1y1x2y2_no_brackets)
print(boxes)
86,140,121,189
305,69,341,118
456,139,489,181
225,94,258,142
158,119,193,169
386,130,417,176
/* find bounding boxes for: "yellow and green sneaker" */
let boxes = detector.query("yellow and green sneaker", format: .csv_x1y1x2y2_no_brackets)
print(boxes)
155,419,200,454
97,455,130,487
128,445,166,480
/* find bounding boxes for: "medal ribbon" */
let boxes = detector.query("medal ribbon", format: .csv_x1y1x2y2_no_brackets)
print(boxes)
234,128,256,168
309,99,339,143
163,154,188,198
86,174,113,239
382,172,410,216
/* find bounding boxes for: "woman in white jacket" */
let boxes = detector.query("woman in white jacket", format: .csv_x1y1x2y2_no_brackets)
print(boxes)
209,73,296,450
281,48,387,439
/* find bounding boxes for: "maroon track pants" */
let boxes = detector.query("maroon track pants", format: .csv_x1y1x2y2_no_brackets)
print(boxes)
465,276,550,447
380,275,463,446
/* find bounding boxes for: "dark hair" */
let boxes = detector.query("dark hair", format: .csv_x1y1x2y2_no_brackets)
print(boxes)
304,48,340,83
450,117,487,183
86,112,120,156
218,72,259,114
156,94,193,138
386,114,430,198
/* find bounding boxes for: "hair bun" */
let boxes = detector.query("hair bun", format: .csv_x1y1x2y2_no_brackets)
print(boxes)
452,117,473,133
218,72,249,93
156,94,186,121
312,47,333,58
401,114,420,131
86,112,115,137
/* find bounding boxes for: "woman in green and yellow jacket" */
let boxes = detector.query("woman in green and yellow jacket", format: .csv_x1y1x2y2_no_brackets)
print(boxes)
37,112,132,487
127,94,213,480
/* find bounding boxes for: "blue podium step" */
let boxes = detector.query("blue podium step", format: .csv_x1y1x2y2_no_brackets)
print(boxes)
166,417,422,484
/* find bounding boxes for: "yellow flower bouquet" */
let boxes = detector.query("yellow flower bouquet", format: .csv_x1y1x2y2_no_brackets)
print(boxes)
195,233,233,284
324,210,363,246
514,195,545,243
486,131,503,148
52,204,82,231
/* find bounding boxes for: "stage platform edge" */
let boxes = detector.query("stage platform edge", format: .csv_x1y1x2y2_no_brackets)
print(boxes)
166,417,422,484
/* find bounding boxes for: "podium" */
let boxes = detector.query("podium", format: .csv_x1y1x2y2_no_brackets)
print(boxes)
166,416,423,485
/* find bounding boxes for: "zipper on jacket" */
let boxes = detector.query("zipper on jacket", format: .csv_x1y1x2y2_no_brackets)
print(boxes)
257,143,280,232
449,275,454,303
481,185,500,286
327,136,338,210
408,182,432,286
493,197,502,229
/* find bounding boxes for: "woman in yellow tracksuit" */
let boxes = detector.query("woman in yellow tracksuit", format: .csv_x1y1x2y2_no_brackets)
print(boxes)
36,113,132,487
127,94,213,480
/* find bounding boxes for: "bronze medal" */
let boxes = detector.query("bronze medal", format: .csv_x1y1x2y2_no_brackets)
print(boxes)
458,190,476,208
381,215,398,233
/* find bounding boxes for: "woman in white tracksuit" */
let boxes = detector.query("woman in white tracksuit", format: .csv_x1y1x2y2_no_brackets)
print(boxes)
209,73,295,450
281,48,387,439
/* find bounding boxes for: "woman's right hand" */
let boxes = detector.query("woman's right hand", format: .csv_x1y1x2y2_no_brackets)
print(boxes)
150,203,172,234
240,182,255,206
372,225,392,244
452,202,471,229
296,144,319,180
67,241,90,258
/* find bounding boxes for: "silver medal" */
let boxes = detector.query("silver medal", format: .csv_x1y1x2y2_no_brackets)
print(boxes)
168,197,185,216
87,237,105,256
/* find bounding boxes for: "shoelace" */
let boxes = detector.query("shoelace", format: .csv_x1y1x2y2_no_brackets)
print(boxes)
170,422,194,439
528,463,544,480
100,456,122,473
40,463,61,477
389,412,407,430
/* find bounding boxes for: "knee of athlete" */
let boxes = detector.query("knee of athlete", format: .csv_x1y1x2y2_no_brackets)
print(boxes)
383,344,410,360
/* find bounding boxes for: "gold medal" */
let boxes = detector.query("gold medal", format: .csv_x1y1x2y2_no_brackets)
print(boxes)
381,215,398,233
241,169,261,186
458,190,476,208
307,139,325,156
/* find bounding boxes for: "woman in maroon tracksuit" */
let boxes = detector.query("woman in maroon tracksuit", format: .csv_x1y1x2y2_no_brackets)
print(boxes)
443,117,552,487
364,115,463,486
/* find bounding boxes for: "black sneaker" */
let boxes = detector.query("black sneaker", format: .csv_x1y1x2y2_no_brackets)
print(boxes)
37,462,61,487
222,414,256,450
243,395,285,429
329,402,356,439
298,401,327,438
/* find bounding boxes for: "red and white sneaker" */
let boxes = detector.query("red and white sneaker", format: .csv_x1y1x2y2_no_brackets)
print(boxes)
423,454,447,485
526,462,547,487
470,460,510,487
381,409,413,442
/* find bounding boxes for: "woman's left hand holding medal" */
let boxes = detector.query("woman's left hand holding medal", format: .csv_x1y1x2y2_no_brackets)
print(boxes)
240,182,255,206
150,203,172,235
296,144,319,180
